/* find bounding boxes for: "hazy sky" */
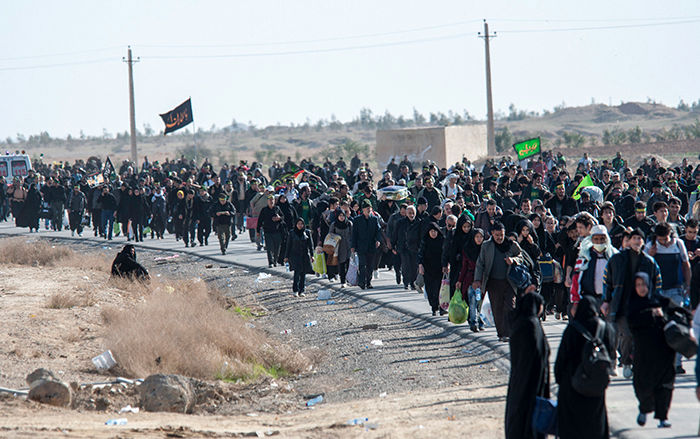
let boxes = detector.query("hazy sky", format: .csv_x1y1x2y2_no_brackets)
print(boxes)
2,0,699,140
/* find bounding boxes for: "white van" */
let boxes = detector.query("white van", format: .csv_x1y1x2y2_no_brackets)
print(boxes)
0,154,32,180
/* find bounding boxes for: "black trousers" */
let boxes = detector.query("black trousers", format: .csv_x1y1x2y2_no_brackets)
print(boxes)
486,278,516,338
265,231,282,265
424,272,442,312
68,211,83,233
401,250,418,288
293,269,306,293
392,252,402,283
357,251,375,288
197,219,211,244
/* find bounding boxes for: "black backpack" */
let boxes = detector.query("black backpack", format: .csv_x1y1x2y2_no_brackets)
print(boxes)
571,320,612,397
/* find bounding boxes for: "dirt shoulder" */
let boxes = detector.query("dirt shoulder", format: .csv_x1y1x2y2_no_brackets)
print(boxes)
0,238,507,438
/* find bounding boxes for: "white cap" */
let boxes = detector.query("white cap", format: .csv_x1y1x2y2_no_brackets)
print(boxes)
590,225,608,237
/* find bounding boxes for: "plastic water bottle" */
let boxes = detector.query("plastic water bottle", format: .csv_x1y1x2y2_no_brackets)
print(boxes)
285,262,290,272
105,418,128,426
280,329,291,335
305,321,318,327
475,288,482,302
346,417,368,425
306,395,323,406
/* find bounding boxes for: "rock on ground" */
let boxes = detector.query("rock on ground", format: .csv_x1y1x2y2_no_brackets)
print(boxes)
26,368,72,407
140,374,196,413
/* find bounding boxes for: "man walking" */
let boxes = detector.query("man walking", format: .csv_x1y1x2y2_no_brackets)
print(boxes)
351,199,382,290
211,193,235,255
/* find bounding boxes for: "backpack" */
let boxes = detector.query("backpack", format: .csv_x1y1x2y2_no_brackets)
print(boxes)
570,320,611,397
508,263,531,290
538,253,554,283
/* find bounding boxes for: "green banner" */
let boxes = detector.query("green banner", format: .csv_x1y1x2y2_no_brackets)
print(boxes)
572,174,595,200
512,137,541,160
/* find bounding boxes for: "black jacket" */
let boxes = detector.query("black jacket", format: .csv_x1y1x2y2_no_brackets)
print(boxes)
351,213,382,254
395,216,422,253
211,201,235,226
98,192,118,211
257,205,285,234
285,228,313,272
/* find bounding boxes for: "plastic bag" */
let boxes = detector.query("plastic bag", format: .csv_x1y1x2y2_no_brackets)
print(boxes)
448,289,468,325
480,293,495,327
113,222,121,236
346,253,359,286
143,226,152,235
312,248,327,275
439,275,451,311
62,211,69,228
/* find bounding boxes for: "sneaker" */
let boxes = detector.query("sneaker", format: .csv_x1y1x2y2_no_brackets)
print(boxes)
295,292,300,297
657,420,671,428
431,310,437,316
221,249,226,255
404,285,409,290
470,324,478,333
555,312,561,320
71,231,75,236
299,292,306,297
623,365,633,379
340,283,345,288
675,365,686,374
373,271,379,279
439,309,447,316
367,284,374,289
609,367,618,377
637,413,646,426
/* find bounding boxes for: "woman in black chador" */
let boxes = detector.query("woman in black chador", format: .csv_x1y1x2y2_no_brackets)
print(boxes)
505,292,550,439
111,244,149,280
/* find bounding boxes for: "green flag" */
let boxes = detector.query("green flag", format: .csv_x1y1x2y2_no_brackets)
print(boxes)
572,174,595,200
512,137,541,160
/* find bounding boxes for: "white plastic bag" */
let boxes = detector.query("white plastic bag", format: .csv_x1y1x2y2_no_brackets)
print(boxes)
480,293,495,327
346,253,359,286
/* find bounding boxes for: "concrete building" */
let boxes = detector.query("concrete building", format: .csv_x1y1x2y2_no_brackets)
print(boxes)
375,124,488,169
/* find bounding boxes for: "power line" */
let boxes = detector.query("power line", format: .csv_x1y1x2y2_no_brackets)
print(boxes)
491,15,700,23
137,19,482,49
0,46,123,62
142,32,473,60
498,18,700,33
0,57,115,72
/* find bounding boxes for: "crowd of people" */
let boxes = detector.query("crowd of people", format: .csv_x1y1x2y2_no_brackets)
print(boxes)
3,149,700,437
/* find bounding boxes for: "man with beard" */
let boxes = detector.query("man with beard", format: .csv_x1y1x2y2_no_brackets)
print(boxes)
394,205,422,290
257,195,285,267
351,199,382,290
473,222,533,342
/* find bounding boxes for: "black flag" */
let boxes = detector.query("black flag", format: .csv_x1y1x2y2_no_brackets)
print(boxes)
103,156,116,181
159,98,193,135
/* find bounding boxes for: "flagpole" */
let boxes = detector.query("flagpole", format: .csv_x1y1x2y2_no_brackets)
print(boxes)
190,96,197,167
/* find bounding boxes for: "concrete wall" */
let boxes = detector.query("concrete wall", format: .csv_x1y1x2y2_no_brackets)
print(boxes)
376,124,487,168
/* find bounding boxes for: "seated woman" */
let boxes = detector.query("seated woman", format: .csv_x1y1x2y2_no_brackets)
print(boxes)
111,244,149,280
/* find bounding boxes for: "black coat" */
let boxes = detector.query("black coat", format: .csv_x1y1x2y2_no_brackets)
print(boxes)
351,213,381,254
555,296,615,439
506,293,550,439
285,228,314,272
111,245,149,279
628,293,679,412
395,217,422,253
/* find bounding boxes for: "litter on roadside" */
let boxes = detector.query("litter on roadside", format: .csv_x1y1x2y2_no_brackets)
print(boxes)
105,418,128,426
361,324,378,330
119,404,139,414
370,340,383,346
317,289,332,300
91,350,117,370
326,300,336,305
306,395,323,407
346,417,369,425
418,359,430,364
256,273,272,281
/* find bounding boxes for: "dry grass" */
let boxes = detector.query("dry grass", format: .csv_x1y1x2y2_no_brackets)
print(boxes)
102,279,311,381
46,291,96,309
0,237,110,271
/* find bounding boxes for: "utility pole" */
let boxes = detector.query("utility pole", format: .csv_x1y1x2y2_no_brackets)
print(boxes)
123,46,139,165
479,20,497,156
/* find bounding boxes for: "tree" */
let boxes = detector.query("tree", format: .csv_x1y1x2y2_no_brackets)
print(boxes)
412,107,426,125
494,127,514,153
143,123,154,136
628,126,642,143
677,99,690,111
602,129,612,146
562,131,585,148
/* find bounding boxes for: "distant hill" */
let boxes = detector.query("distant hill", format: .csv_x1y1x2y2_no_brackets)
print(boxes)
3,101,699,168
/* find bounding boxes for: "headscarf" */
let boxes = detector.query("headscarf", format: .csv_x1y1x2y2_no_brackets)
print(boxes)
332,208,349,229
294,218,306,237
454,215,473,252
465,227,484,262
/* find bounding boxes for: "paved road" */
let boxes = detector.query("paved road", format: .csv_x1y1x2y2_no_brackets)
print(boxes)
1,222,697,438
